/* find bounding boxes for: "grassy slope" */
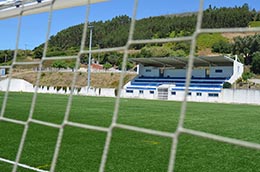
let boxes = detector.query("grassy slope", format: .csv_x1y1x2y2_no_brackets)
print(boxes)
197,33,229,50
11,71,136,88
0,92,260,172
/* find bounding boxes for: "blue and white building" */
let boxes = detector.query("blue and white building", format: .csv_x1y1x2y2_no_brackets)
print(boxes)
122,56,244,102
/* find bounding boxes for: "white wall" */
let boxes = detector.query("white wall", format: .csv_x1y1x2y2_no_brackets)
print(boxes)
122,88,260,105
0,79,116,97
100,88,115,97
221,89,260,104
0,78,34,92
228,60,244,84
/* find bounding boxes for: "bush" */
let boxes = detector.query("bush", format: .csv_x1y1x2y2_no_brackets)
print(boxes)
212,40,232,54
52,60,68,69
103,63,112,70
41,73,46,77
242,71,253,81
223,82,232,88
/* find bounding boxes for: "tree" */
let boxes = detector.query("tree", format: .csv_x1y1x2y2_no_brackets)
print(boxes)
251,52,260,74
212,40,232,54
232,35,260,65
0,50,14,63
33,45,44,59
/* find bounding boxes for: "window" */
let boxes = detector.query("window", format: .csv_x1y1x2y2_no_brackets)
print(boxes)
139,90,144,94
126,90,133,93
188,92,192,96
215,69,223,73
145,69,151,72
196,92,202,96
208,93,219,97
171,91,176,95
150,91,154,94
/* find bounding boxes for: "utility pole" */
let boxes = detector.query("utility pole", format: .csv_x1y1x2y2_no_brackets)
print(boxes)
87,26,94,91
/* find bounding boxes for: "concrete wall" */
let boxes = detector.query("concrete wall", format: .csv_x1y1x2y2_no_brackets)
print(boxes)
0,78,34,92
161,68,206,78
0,79,116,97
121,88,260,105
164,69,186,77
139,66,160,77
192,69,206,77
209,66,233,78
228,60,244,84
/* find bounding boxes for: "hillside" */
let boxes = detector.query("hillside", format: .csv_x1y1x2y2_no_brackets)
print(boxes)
31,3,259,57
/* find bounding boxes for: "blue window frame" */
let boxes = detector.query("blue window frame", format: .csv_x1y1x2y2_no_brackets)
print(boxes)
215,69,223,73
208,93,219,97
196,92,202,96
126,90,133,93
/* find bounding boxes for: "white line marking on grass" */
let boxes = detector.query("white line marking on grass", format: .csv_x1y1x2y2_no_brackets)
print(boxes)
115,124,175,138
181,128,260,150
0,157,49,172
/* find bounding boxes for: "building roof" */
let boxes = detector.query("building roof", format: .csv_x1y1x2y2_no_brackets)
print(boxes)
130,56,236,68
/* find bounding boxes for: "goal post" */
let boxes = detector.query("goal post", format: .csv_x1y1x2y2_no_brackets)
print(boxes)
0,0,106,20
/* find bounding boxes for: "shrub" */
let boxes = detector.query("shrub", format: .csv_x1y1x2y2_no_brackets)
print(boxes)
103,63,112,70
41,73,46,77
242,71,253,81
223,82,232,88
52,60,68,69
212,40,232,53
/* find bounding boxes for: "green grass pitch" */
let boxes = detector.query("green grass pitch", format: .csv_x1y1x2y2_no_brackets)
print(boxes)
0,92,260,172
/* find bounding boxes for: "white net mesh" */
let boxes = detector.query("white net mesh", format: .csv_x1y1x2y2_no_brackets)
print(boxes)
0,0,260,172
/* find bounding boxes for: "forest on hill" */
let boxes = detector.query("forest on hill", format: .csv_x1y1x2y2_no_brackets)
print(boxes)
1,3,260,75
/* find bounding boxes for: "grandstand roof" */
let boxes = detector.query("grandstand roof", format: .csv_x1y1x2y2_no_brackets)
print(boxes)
130,56,236,68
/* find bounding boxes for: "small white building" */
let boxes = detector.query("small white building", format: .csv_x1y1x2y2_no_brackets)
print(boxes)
122,56,244,102
0,68,6,77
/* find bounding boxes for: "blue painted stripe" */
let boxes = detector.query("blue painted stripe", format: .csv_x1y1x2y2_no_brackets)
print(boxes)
138,76,227,80
134,80,225,84
126,87,157,90
171,88,221,93
175,84,222,88
130,83,161,86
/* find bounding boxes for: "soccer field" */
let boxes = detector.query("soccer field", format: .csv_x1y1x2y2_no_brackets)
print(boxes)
0,92,260,172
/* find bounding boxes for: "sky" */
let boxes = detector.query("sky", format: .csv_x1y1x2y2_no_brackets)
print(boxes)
0,0,260,50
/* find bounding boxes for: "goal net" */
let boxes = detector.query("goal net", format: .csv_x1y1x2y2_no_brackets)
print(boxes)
0,0,260,172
